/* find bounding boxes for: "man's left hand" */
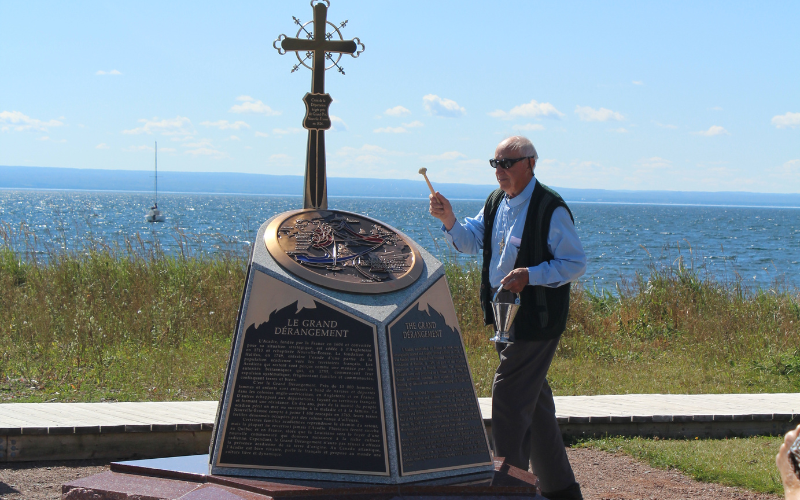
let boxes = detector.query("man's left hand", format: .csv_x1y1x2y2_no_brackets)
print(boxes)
500,268,529,293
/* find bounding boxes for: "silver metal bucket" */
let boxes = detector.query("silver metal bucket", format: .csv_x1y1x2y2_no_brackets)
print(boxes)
490,286,520,344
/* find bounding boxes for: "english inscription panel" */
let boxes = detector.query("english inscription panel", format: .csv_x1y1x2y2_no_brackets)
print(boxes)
387,277,492,475
218,298,388,474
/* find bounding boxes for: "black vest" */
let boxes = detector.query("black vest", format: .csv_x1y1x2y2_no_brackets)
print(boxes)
479,181,574,342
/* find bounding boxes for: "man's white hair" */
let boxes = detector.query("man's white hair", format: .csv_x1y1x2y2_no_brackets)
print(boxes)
502,136,538,162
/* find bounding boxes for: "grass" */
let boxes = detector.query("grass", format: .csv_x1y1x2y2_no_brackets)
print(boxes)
1,223,797,494
0,222,245,402
1,222,799,402
450,253,800,398
575,435,785,495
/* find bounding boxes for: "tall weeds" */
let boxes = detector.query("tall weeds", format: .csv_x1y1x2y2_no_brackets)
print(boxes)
448,247,800,397
1,222,798,402
0,222,246,402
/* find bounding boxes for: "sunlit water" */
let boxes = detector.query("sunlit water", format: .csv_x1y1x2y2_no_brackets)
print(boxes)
1,189,798,290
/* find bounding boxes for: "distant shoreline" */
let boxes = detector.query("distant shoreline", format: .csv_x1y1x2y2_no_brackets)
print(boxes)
2,186,800,209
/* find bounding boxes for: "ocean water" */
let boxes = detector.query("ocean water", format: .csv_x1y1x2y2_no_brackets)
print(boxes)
1,189,798,290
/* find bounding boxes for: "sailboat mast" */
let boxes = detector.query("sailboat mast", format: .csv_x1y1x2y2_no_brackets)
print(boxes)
154,141,158,207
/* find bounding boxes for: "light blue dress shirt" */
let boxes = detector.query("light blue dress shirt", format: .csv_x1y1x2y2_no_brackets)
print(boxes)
442,177,587,288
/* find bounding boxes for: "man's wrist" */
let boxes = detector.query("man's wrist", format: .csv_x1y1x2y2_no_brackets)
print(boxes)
444,215,457,231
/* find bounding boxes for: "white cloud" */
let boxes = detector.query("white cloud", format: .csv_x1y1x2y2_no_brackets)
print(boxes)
384,106,410,117
421,151,466,162
96,70,122,76
229,135,240,141
513,123,545,131
122,116,194,136
575,105,624,122
0,110,64,132
771,112,800,129
330,115,347,132
779,159,800,176
200,120,250,130
489,99,564,120
123,145,154,152
95,143,110,149
230,97,280,115
255,131,269,138
272,127,303,135
423,94,466,118
37,136,66,143
181,139,226,158
404,120,423,128
636,157,672,170
632,81,644,85
694,125,729,136
610,127,628,133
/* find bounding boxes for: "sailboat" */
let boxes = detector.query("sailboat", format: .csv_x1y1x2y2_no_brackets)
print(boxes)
145,141,166,223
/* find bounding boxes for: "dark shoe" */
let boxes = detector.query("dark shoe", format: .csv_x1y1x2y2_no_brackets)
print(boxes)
541,481,583,500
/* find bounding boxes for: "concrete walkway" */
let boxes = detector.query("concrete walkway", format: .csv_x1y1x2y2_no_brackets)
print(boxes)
2,394,798,462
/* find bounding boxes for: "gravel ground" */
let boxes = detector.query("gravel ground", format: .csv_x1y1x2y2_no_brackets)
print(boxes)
568,448,781,500
0,459,109,500
0,449,783,500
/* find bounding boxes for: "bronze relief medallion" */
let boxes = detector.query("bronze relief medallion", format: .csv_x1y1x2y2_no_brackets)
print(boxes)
265,209,423,294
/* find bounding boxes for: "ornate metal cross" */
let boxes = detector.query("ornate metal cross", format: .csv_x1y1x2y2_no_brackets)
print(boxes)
274,0,365,210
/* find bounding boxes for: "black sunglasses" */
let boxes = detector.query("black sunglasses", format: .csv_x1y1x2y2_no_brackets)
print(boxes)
489,156,535,169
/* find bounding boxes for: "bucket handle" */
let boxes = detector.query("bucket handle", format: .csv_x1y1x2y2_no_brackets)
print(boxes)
492,285,520,305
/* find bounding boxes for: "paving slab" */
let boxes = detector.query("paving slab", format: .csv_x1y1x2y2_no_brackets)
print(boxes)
2,395,799,461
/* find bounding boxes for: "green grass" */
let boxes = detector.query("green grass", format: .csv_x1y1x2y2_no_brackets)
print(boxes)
575,436,785,495
448,256,800,398
2,225,797,494
1,223,799,402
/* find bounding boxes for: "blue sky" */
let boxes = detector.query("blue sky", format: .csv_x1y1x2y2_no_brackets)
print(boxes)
1,1,798,192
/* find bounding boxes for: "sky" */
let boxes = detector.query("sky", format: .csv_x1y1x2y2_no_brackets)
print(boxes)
1,1,798,193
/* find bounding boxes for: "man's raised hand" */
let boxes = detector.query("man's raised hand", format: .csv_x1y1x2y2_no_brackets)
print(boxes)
429,192,457,231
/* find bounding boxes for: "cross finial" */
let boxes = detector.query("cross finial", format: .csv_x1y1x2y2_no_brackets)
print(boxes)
273,1,365,210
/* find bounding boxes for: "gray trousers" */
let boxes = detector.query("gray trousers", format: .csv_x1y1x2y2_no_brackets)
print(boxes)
492,337,576,493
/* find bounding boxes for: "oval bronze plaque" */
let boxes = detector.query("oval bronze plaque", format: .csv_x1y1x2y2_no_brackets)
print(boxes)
265,209,423,294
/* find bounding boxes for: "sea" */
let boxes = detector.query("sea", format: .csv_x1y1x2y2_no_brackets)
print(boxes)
1,189,799,291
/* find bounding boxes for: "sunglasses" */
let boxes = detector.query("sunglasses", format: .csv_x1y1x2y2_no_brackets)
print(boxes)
489,156,535,169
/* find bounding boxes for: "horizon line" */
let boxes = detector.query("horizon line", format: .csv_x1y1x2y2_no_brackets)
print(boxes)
2,187,799,210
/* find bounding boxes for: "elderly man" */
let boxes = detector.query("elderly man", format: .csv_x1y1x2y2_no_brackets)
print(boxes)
429,136,586,500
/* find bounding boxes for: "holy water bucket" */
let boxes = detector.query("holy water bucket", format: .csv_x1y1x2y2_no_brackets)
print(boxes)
490,286,520,344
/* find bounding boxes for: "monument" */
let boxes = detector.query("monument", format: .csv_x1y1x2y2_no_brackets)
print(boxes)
207,0,494,484
61,2,543,497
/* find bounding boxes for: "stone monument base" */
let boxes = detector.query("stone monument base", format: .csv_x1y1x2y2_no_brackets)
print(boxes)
62,454,543,499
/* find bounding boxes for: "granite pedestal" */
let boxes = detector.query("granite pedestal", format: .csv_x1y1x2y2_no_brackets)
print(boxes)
208,214,493,484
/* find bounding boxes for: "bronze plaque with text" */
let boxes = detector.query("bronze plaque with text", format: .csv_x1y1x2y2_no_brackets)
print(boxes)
217,270,389,475
386,276,492,475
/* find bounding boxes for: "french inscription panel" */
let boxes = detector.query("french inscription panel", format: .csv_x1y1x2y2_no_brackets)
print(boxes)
387,277,492,474
302,92,332,130
219,297,388,474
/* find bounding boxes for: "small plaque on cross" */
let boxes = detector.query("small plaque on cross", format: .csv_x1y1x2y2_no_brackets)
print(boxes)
302,92,333,130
